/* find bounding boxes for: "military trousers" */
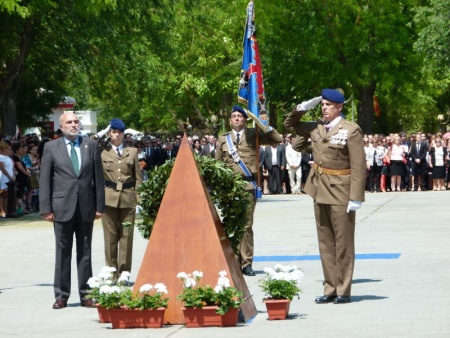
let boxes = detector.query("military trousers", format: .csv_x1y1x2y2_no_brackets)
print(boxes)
239,190,256,267
314,202,356,296
101,206,135,278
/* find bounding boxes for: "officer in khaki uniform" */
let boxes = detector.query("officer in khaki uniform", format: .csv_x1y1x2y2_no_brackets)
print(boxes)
100,118,142,280
284,89,366,304
216,106,282,276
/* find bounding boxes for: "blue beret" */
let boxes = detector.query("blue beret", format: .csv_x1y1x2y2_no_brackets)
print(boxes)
110,118,125,132
321,89,345,103
231,105,248,118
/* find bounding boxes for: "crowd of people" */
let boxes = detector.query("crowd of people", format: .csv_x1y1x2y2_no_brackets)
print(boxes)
0,126,448,219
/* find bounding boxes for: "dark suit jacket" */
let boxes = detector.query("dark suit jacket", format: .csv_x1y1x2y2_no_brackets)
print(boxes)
202,143,216,158
264,145,286,171
410,141,428,162
39,136,105,222
145,146,163,168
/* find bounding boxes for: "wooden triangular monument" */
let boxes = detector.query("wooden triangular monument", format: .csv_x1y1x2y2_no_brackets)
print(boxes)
133,133,257,324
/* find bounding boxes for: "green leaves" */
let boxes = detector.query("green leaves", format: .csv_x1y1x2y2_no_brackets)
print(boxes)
136,155,249,255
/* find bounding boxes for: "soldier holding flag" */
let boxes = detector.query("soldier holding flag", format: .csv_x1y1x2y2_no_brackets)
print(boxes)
216,106,282,276
219,1,282,276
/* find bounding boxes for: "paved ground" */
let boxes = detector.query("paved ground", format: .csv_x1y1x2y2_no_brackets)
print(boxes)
1,190,449,337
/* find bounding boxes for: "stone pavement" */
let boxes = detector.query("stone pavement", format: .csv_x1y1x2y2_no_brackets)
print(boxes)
1,191,450,337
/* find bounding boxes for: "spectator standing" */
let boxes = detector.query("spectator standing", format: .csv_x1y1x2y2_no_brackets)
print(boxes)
192,139,203,156
264,143,286,194
285,136,302,194
373,139,386,192
202,135,216,158
12,143,31,214
364,136,375,191
428,138,448,191
410,132,428,191
388,135,406,192
0,142,14,217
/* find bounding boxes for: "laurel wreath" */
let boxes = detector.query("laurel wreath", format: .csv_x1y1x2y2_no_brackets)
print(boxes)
135,155,249,255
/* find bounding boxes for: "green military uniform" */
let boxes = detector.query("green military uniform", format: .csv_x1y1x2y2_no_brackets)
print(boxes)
215,128,282,269
101,144,142,277
285,110,366,297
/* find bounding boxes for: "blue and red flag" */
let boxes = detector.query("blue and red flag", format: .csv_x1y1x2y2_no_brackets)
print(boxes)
238,1,269,127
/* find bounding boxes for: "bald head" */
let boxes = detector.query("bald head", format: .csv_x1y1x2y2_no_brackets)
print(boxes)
60,112,79,140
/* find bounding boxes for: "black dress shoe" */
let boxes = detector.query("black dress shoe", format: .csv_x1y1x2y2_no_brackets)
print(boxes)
80,298,96,308
52,299,68,309
242,265,256,276
333,296,351,304
315,295,336,304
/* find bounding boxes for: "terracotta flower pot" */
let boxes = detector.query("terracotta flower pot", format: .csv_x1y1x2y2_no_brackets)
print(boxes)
182,306,239,327
263,299,291,320
109,307,166,329
96,304,111,323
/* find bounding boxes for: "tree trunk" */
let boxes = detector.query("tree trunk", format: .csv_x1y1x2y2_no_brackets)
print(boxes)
1,88,18,137
356,82,377,134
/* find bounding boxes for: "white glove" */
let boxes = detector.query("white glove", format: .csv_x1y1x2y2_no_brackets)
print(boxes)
295,96,323,111
347,200,362,213
96,125,111,139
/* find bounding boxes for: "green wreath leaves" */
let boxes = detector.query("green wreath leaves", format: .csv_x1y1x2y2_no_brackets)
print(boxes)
136,155,250,255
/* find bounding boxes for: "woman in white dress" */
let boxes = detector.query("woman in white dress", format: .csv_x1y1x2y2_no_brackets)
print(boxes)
0,142,15,217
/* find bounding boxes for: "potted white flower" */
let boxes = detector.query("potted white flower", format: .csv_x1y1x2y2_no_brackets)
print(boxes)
107,283,169,329
259,264,303,320
177,270,244,327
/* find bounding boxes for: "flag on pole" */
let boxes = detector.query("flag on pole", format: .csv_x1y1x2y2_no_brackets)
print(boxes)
238,1,269,127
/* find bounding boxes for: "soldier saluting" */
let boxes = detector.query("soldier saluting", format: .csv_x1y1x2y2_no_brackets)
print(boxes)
284,89,366,304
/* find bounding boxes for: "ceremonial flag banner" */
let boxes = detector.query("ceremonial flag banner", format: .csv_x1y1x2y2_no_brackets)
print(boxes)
238,1,269,127
373,96,381,118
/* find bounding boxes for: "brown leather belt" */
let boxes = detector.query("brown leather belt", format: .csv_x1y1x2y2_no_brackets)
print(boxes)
105,180,134,191
312,163,351,175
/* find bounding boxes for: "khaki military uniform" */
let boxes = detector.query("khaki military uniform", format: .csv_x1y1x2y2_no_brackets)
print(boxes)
285,110,366,296
215,128,282,267
101,145,142,277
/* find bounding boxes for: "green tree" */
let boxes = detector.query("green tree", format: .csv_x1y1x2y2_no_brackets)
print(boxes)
260,0,423,134
0,0,117,136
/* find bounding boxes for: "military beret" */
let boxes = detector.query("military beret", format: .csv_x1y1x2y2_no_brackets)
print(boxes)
321,89,345,103
110,118,126,132
231,105,248,118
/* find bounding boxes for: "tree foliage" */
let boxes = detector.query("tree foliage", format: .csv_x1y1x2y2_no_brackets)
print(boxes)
1,0,449,136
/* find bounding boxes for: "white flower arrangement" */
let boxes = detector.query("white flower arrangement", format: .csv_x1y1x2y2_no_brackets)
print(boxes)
259,264,303,301
177,270,244,315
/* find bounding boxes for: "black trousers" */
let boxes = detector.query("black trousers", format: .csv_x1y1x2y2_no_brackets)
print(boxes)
268,165,282,193
412,161,427,190
53,204,93,301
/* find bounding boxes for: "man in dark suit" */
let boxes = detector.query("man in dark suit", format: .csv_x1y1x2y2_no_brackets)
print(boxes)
163,142,177,162
143,137,163,170
285,89,366,304
202,135,216,158
410,132,428,191
40,112,105,309
264,144,286,194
